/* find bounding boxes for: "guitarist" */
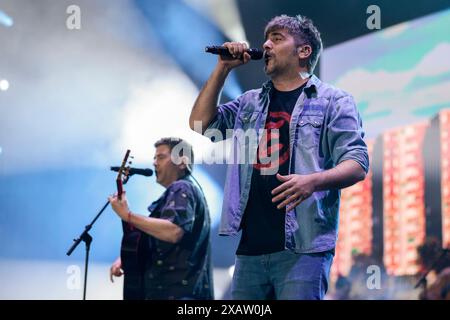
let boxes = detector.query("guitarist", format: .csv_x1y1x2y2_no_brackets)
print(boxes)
109,137,214,300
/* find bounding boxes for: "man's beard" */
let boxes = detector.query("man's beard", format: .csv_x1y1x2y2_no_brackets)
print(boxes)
264,59,274,76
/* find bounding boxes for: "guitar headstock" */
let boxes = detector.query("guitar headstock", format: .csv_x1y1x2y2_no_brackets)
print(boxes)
116,149,133,200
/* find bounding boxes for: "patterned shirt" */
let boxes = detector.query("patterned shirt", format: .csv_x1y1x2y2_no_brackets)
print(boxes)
144,176,213,300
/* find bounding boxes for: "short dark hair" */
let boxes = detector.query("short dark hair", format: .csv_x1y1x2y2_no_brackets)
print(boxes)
154,137,194,175
264,14,322,72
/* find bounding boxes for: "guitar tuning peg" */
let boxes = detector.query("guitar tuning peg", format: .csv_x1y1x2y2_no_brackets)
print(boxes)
130,156,134,159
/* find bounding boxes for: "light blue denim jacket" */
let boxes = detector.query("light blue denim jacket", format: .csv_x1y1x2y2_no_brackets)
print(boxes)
206,75,369,253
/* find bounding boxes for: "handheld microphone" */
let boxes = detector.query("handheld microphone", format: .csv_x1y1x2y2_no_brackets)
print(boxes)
205,46,264,60
110,166,154,177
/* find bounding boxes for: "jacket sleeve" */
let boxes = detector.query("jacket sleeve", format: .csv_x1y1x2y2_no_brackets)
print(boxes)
326,92,369,173
203,96,242,143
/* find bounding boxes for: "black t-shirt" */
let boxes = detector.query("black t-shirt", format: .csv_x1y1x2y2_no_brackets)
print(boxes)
237,83,306,255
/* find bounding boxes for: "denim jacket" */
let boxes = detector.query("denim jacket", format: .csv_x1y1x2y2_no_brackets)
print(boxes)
206,75,369,253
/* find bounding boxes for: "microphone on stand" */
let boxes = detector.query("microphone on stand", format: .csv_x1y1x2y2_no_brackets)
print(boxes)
205,46,264,60
110,166,153,177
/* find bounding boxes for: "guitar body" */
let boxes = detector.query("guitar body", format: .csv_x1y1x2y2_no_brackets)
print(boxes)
114,149,149,300
120,221,149,300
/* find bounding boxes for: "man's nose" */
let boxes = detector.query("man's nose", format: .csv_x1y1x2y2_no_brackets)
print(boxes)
263,40,272,50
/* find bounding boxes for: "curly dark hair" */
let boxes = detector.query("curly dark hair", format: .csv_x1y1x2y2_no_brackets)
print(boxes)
264,14,323,72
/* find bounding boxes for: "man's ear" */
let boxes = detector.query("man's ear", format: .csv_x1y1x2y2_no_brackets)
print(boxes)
297,45,312,60
179,155,189,171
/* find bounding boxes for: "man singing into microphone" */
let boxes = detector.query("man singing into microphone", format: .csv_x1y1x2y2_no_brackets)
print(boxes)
190,15,368,300
109,137,214,300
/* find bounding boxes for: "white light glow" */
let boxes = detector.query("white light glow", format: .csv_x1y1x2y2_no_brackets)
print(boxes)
114,71,216,166
183,0,249,44
227,265,235,278
0,10,14,27
0,79,9,91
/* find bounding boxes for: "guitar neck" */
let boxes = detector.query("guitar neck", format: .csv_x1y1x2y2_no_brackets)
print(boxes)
116,149,131,201
116,179,123,200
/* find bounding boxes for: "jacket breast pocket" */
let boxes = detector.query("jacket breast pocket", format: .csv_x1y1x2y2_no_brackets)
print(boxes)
296,115,323,149
237,111,259,130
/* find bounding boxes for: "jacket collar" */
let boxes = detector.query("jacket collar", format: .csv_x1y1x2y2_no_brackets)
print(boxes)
261,74,321,98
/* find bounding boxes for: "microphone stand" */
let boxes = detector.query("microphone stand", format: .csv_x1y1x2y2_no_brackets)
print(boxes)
66,178,130,300
414,248,449,299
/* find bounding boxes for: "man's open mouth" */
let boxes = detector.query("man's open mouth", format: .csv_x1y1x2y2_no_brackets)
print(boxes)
264,52,272,65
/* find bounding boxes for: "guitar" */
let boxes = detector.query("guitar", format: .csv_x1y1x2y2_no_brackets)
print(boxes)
115,150,148,300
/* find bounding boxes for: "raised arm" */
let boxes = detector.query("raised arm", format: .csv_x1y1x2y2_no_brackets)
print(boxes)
189,42,250,133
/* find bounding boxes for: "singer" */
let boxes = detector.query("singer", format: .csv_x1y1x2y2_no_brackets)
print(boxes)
108,137,214,300
190,14,369,300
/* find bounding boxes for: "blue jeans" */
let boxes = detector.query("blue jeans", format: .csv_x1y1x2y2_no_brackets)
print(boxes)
231,250,334,300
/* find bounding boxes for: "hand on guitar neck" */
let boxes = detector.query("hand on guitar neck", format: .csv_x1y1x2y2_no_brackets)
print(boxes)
109,191,131,222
